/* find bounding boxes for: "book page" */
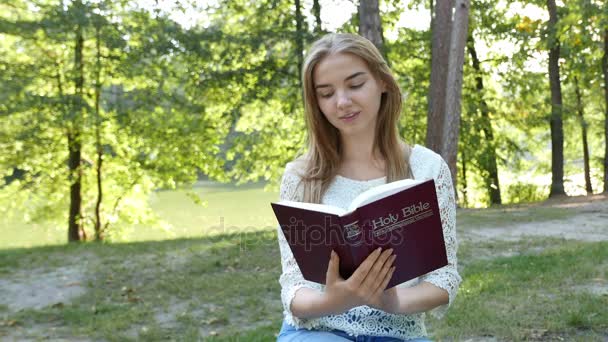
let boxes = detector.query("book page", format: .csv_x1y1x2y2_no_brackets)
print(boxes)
348,178,423,211
276,200,347,216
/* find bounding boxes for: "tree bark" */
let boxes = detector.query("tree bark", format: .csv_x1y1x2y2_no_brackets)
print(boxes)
295,0,304,88
68,22,85,242
430,0,434,31
467,35,501,205
94,21,104,240
426,0,453,153
358,0,384,54
460,147,468,207
441,0,469,193
603,28,608,193
546,0,566,197
312,0,322,34
574,77,592,195
429,0,434,53
67,132,83,242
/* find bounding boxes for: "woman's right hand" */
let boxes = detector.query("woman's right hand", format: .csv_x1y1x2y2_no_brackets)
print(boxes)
323,247,396,314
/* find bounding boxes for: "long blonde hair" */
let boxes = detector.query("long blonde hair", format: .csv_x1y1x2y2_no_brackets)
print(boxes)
298,33,412,203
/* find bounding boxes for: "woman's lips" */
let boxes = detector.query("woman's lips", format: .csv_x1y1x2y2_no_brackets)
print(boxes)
340,111,360,122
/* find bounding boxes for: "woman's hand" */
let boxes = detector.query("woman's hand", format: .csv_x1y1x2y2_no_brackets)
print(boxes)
367,286,400,314
323,247,396,315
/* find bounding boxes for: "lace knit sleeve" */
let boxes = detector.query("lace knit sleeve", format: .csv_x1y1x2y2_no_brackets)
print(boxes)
276,162,324,328
420,157,462,319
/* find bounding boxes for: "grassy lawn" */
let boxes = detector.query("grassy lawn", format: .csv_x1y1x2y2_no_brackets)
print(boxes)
429,240,608,341
0,232,284,341
0,181,279,249
0,183,607,341
456,205,575,230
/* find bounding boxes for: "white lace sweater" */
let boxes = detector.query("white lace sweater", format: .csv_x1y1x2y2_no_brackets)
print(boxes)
276,144,461,339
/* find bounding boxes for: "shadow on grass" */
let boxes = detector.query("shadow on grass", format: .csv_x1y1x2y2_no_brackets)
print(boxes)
1,234,607,341
0,230,284,341
0,229,279,265
429,241,608,341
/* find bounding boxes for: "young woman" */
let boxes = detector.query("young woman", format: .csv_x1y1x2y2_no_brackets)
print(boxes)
276,33,461,341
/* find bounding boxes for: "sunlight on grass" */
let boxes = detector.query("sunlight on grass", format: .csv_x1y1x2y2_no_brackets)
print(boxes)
1,218,606,340
428,241,608,341
0,181,279,249
457,205,573,229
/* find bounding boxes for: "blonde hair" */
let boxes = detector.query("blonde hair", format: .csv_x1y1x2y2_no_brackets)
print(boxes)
298,33,412,203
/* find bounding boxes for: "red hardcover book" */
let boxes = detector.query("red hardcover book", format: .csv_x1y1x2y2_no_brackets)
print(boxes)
271,178,447,289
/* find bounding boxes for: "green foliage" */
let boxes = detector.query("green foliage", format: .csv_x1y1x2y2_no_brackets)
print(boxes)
1,0,607,241
503,181,550,204
0,178,278,249
387,26,431,145
0,0,226,240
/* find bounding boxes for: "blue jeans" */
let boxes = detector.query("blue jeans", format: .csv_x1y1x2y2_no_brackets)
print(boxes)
277,320,432,342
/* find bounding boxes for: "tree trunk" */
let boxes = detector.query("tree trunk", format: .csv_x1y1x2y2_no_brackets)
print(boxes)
429,0,434,53
574,77,592,195
460,147,468,207
546,0,566,197
312,0,322,34
94,22,104,240
441,0,469,193
294,0,304,88
358,0,384,55
426,0,453,153
68,23,85,242
603,29,608,193
430,0,434,30
67,132,83,242
467,35,502,205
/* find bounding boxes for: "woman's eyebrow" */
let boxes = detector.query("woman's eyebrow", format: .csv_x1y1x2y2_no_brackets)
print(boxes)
314,71,367,89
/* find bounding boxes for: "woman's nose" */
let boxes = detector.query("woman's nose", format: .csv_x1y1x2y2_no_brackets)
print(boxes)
336,90,352,109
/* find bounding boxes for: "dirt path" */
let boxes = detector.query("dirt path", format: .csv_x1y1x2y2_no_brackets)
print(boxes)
1,195,607,341
462,194,608,243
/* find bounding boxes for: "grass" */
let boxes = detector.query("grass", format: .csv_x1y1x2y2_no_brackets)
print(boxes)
457,205,574,230
2,235,605,341
0,181,588,249
1,182,607,340
0,181,279,249
144,181,279,236
0,232,284,341
429,240,608,341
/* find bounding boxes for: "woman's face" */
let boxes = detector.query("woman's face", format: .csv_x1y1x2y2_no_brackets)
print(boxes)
313,52,385,138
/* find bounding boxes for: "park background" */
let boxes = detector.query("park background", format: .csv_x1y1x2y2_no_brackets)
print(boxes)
0,0,607,340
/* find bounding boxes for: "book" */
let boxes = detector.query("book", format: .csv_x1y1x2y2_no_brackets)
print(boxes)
271,178,447,289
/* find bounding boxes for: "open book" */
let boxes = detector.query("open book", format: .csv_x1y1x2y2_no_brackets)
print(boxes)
271,178,447,289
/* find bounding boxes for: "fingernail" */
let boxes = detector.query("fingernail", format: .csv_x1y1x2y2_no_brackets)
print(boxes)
376,247,382,253
388,248,394,253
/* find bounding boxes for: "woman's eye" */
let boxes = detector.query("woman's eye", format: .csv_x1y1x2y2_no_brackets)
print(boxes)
319,93,333,98
351,83,364,89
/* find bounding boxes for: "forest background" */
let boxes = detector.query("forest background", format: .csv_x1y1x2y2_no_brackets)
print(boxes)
0,0,607,243
1,0,607,340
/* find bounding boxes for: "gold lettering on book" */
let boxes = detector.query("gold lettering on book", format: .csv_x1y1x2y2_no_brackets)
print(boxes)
372,208,433,238
401,202,430,218
343,221,363,246
344,221,361,239
370,202,430,233
371,213,399,229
